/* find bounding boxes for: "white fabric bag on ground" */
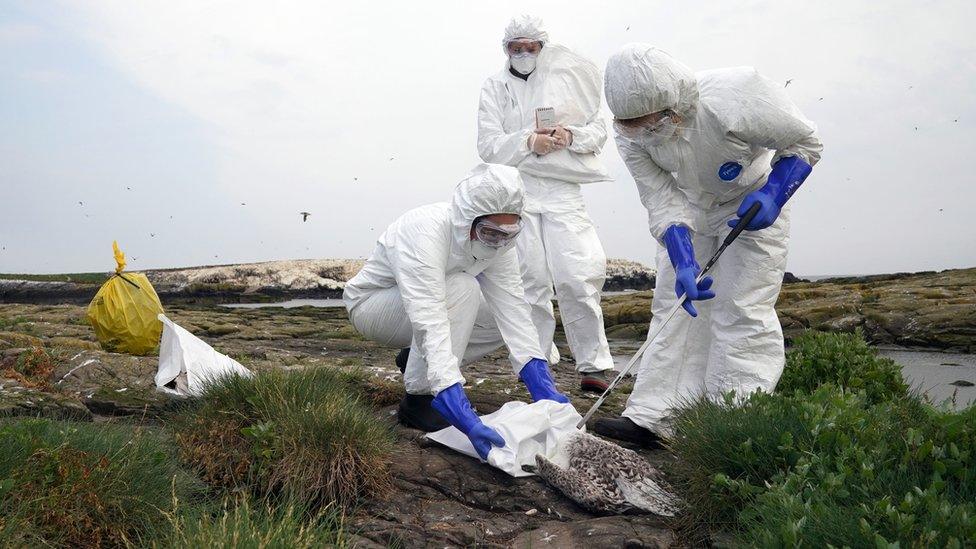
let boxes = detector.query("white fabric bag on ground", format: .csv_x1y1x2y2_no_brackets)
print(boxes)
426,400,583,477
155,314,252,396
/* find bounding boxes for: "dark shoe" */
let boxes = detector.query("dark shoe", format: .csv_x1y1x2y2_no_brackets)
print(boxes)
592,417,665,448
395,348,410,374
397,394,449,432
580,370,611,393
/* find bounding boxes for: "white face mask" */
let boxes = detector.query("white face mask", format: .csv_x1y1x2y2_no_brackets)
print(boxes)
471,240,498,261
636,116,679,149
471,239,514,261
510,52,537,75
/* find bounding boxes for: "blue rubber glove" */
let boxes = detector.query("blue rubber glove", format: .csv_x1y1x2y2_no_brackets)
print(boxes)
519,358,570,404
728,155,813,231
663,224,716,318
431,383,505,460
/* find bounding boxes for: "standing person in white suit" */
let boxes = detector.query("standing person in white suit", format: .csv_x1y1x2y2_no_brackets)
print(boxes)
343,164,570,460
477,15,615,393
594,44,823,445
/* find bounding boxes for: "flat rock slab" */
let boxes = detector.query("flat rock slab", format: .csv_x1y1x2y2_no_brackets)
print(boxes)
351,420,674,548
0,378,92,422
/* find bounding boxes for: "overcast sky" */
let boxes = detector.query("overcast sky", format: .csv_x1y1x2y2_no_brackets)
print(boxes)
2,0,974,276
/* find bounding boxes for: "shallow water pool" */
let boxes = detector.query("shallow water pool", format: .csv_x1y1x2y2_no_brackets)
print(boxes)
220,298,345,309
606,340,975,410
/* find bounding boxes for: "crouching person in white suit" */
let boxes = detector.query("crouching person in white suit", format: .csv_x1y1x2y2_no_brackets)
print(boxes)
343,163,570,460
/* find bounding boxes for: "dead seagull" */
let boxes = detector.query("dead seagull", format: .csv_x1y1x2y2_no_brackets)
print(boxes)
526,432,678,516
300,212,311,222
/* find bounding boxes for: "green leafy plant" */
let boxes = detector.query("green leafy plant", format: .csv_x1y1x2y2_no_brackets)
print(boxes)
779,330,908,404
669,387,976,546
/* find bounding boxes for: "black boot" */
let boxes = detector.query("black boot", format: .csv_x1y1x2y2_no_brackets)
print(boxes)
592,417,665,448
397,394,449,432
395,348,409,374
580,370,610,393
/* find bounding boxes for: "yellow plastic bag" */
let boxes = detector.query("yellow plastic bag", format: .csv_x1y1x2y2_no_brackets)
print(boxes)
86,241,164,355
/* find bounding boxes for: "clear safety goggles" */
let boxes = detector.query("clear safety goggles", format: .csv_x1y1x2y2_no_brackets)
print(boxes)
473,218,523,248
613,110,675,138
506,39,543,55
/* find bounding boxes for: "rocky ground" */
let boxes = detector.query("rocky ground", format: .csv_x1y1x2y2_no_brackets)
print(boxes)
602,267,976,352
0,302,673,547
1,266,973,547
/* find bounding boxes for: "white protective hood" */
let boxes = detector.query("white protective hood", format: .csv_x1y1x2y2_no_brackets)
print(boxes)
501,14,549,49
604,43,699,121
448,164,525,261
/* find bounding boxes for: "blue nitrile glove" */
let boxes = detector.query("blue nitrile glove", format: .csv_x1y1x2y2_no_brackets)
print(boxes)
663,224,716,318
728,155,813,231
431,383,505,460
519,358,570,404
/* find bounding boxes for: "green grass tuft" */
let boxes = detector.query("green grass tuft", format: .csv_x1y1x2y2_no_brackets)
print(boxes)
169,366,394,510
149,494,348,548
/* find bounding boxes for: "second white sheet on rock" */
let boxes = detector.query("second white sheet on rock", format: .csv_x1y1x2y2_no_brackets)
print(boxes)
425,399,583,477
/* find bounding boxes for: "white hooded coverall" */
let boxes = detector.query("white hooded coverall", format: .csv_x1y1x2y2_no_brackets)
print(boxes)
477,18,614,374
343,164,545,396
604,45,823,434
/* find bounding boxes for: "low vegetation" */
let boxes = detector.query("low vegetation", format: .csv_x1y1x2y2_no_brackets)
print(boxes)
169,367,395,509
0,272,108,284
0,419,201,548
0,365,396,547
779,329,909,404
149,494,347,548
668,331,976,547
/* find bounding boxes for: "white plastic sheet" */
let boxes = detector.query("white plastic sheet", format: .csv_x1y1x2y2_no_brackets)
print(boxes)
425,400,583,477
155,314,252,396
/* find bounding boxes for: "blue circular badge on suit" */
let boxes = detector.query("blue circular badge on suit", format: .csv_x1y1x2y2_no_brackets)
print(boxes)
718,161,742,181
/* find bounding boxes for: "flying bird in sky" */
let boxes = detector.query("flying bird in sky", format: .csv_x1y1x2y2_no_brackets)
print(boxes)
300,212,311,222
785,78,793,87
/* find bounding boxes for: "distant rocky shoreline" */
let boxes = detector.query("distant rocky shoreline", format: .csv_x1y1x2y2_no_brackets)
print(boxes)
4,261,973,353
0,258,661,303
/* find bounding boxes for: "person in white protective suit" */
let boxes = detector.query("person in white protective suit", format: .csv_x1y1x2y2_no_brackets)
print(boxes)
593,44,823,446
477,15,615,393
343,163,571,460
